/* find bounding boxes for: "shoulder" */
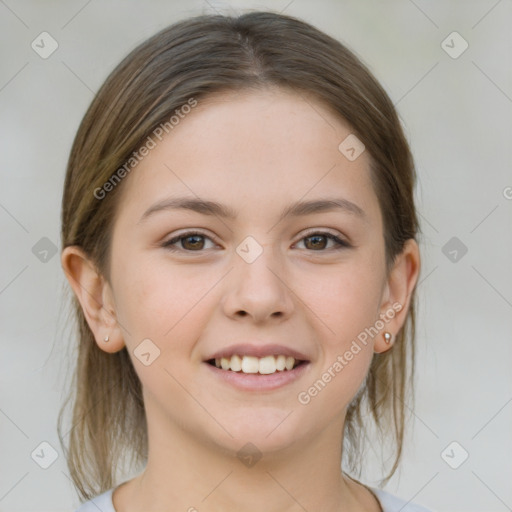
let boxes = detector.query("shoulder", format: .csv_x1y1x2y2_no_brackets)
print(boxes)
74,488,115,512
370,486,435,512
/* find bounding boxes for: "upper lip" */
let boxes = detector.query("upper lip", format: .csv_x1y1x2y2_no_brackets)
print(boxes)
206,343,310,361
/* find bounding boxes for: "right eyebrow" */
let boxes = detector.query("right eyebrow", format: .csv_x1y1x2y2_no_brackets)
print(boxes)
139,197,238,223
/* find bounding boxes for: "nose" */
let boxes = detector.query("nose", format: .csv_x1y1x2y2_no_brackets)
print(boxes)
221,245,295,324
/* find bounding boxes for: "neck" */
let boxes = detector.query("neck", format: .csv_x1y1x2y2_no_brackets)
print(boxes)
117,403,381,512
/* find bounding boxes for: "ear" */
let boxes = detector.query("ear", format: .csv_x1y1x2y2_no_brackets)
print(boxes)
61,246,125,353
374,238,421,354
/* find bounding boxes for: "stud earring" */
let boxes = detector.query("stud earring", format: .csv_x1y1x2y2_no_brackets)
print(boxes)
383,332,392,344
103,335,110,343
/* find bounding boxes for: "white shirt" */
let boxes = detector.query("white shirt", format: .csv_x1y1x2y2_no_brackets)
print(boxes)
75,486,434,511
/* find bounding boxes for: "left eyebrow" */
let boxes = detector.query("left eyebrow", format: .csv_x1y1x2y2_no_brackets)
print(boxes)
280,198,367,223
138,196,367,224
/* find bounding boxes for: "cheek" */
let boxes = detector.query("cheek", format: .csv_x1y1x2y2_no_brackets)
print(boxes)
112,253,219,349
294,258,384,347
295,267,379,415
305,256,385,410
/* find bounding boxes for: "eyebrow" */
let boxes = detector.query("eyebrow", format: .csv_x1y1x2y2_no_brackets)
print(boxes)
139,196,367,224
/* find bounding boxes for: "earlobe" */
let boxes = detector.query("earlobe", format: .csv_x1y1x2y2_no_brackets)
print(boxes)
61,246,124,353
374,330,394,354
374,238,421,354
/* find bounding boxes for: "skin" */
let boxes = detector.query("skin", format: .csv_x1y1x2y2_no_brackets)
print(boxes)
62,87,420,512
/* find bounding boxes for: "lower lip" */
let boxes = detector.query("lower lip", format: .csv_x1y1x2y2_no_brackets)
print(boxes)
203,361,311,391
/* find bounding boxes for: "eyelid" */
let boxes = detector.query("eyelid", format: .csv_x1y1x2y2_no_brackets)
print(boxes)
299,227,348,241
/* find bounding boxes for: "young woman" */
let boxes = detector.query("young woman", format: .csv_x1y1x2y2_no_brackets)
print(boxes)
59,11,431,512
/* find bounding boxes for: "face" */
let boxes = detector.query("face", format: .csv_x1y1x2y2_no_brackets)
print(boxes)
105,88,392,455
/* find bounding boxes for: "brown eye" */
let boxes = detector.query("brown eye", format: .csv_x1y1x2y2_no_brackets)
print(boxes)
304,235,328,250
181,234,205,250
296,232,350,251
162,232,216,252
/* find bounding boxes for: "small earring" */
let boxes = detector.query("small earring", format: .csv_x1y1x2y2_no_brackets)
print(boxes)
103,335,110,343
383,332,392,344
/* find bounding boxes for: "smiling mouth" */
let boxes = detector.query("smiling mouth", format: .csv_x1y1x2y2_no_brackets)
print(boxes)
206,355,307,375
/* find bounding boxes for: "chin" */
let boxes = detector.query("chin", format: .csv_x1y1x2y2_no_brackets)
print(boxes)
209,407,304,456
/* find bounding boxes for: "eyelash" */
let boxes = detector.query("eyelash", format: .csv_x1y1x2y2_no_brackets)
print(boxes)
161,230,351,253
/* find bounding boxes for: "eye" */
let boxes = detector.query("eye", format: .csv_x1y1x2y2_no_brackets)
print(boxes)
161,230,351,253
162,231,217,252
294,231,350,251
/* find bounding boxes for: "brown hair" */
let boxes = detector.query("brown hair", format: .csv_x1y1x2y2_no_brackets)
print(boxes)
58,10,419,501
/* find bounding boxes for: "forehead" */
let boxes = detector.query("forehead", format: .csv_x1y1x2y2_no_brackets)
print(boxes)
117,87,381,227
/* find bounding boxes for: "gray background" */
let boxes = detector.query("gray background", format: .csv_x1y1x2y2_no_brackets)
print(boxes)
1,1,511,511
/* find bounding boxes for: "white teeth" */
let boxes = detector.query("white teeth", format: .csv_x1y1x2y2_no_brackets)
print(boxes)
259,355,276,374
241,356,259,373
230,354,242,372
212,354,300,374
